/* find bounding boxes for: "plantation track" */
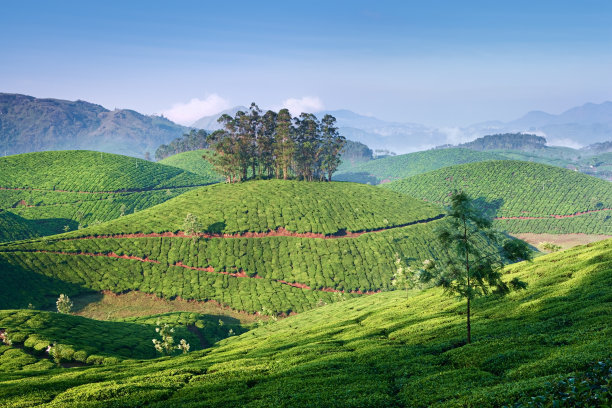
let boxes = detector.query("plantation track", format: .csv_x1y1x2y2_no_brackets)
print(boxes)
495,208,612,220
62,213,446,241
8,249,375,295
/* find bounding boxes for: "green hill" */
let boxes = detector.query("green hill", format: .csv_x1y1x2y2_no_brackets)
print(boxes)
159,149,223,181
333,148,505,184
384,160,612,234
0,180,446,314
0,151,218,242
0,238,609,406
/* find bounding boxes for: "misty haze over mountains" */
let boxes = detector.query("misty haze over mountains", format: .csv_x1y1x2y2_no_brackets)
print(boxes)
1,93,610,157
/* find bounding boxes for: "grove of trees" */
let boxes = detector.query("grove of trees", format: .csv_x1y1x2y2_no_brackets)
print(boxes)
207,103,346,182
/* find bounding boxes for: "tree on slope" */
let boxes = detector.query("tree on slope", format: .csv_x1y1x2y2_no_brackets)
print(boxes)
420,192,531,344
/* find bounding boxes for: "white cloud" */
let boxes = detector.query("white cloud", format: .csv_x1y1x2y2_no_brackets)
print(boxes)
546,137,583,149
280,96,324,117
162,94,230,125
439,127,472,145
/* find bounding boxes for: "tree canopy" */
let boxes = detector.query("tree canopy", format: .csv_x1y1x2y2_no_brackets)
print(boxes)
206,103,346,182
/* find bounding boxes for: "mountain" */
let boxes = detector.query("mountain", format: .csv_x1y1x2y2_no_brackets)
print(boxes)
466,101,612,147
384,160,612,235
190,106,247,130
0,93,187,158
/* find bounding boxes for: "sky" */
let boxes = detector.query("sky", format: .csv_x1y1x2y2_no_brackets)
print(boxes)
1,0,611,126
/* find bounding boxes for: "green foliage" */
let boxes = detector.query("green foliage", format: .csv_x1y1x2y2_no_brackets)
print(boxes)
0,238,610,406
539,242,562,252
334,148,504,184
0,150,217,242
420,192,531,343
56,294,73,314
384,160,612,234
155,129,210,161
152,322,176,355
458,133,547,151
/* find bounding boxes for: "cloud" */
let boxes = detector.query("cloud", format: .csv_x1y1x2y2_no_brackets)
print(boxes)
545,137,583,149
439,127,472,145
280,96,324,117
162,94,230,125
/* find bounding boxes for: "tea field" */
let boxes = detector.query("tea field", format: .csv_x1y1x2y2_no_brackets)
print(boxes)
384,160,612,235
0,238,609,407
158,149,223,181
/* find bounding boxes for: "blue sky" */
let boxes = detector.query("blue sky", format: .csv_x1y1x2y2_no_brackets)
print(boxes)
1,0,611,126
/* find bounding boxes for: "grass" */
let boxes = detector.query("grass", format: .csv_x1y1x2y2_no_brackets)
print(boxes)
0,150,218,242
0,238,609,406
159,149,223,181
333,148,505,184
384,160,612,234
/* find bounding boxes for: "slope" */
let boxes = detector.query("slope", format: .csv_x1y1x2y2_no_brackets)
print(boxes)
158,149,223,181
0,180,446,314
333,148,505,184
0,93,187,158
0,151,217,242
384,160,612,234
0,238,609,407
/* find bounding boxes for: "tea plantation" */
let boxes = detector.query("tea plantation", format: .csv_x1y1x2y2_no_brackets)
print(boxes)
384,160,612,234
0,151,218,242
159,149,223,181
0,238,609,407
333,148,504,184
0,181,447,314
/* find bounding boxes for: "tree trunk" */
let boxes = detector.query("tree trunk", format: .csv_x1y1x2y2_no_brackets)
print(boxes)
467,297,471,344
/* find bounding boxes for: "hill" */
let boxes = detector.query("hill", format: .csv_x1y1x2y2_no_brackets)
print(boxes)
0,93,187,158
0,151,217,242
384,160,612,234
0,238,609,406
457,133,547,151
0,180,446,314
159,150,223,181
333,148,504,184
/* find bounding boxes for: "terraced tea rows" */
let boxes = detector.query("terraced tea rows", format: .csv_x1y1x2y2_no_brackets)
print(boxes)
0,151,218,242
159,149,223,181
0,181,447,314
333,148,504,184
385,160,612,234
0,238,609,406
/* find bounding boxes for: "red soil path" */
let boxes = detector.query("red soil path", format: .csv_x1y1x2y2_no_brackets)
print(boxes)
495,208,612,220
25,250,374,295
66,214,446,241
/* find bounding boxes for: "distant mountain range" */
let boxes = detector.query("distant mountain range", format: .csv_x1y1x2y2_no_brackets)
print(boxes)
0,93,187,158
1,93,610,158
190,102,612,153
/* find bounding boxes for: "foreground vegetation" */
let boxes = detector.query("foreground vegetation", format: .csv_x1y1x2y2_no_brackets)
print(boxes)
0,238,609,406
385,160,612,234
0,151,216,242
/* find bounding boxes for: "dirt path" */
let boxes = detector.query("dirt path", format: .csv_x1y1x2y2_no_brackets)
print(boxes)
511,233,612,250
495,208,612,220
65,214,445,241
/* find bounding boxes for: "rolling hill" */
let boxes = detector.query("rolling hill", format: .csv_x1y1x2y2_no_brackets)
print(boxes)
158,149,223,181
0,151,218,242
384,160,612,235
0,93,187,158
333,148,505,184
0,180,447,314
0,237,609,406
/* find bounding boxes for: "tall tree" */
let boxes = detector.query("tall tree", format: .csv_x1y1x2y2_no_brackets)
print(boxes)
419,192,531,344
294,113,320,181
319,114,346,181
274,108,295,180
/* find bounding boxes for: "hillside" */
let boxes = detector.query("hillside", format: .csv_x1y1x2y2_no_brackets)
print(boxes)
333,148,504,184
384,160,612,234
159,150,223,181
0,238,609,406
0,151,217,242
0,93,186,158
0,180,446,314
